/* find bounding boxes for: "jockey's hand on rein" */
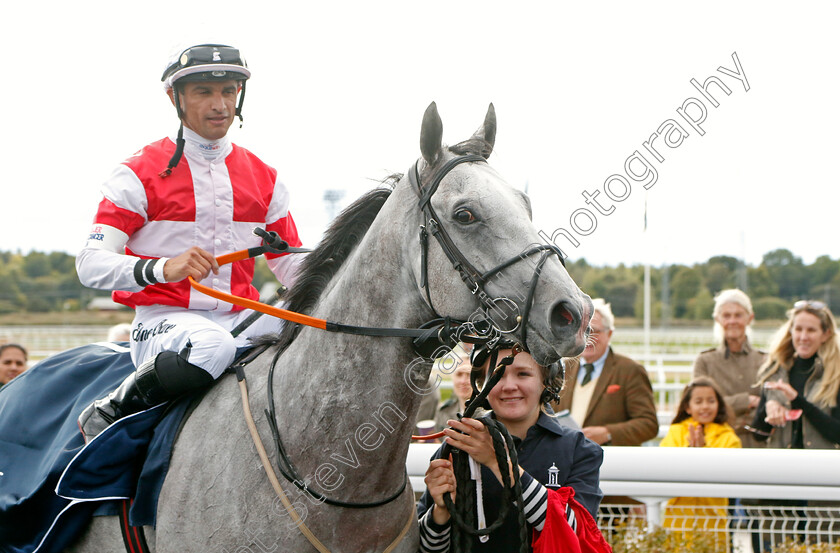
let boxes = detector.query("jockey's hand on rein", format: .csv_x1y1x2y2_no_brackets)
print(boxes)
163,247,220,282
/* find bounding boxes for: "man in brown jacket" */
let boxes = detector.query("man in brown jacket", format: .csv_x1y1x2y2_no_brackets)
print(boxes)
554,299,658,446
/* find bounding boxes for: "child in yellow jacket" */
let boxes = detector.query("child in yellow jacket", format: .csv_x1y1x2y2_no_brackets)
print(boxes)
660,377,741,550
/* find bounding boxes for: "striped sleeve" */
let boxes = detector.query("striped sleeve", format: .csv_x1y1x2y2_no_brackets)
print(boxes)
520,470,549,531
520,472,580,534
520,471,577,533
418,507,451,553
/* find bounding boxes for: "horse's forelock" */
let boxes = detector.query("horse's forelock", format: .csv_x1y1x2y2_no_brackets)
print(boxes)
448,138,493,159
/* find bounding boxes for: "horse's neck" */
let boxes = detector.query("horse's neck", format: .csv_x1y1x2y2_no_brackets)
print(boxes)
275,191,430,498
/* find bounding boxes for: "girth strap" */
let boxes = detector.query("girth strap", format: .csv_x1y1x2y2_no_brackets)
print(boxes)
118,499,151,553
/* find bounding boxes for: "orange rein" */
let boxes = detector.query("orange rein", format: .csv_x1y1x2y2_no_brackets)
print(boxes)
187,250,327,330
187,250,449,442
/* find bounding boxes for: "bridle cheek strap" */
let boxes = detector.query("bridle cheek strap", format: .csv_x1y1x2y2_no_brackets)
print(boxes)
409,155,567,344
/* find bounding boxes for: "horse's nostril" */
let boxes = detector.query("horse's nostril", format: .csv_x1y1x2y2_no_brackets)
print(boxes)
550,300,577,330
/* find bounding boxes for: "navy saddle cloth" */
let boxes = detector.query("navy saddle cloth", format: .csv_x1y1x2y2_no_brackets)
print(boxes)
0,343,199,553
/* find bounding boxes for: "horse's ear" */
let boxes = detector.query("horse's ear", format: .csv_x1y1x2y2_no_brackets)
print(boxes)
420,101,443,166
470,103,496,159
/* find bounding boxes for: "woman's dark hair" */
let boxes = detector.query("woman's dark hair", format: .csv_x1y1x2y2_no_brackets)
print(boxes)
672,376,731,425
0,343,27,360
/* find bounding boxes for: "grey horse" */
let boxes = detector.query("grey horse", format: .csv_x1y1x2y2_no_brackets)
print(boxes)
68,103,593,553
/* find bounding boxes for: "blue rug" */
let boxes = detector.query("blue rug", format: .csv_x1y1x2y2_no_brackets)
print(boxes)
0,343,195,553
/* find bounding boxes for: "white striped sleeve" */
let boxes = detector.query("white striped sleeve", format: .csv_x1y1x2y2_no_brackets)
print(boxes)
418,507,451,553
520,471,579,534
566,502,577,533
520,471,549,531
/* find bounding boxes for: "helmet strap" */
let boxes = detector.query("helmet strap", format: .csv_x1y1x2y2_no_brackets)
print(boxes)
236,80,246,128
172,85,185,120
159,123,185,178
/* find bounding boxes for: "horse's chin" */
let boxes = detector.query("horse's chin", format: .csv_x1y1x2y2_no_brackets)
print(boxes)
527,334,585,366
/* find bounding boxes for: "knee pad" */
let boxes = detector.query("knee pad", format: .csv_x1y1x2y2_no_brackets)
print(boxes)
147,350,215,397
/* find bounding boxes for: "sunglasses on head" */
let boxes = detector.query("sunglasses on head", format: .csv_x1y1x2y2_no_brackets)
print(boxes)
180,45,242,67
162,45,245,81
794,300,828,311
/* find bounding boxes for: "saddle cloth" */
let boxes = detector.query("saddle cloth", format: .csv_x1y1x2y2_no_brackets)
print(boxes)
0,343,199,553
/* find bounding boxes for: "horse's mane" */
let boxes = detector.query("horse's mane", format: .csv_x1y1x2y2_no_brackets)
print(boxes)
252,138,490,351
258,184,394,350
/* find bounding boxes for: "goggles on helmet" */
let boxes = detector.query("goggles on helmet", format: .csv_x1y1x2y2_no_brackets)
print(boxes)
162,44,251,89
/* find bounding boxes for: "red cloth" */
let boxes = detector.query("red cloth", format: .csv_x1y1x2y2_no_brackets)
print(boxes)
532,487,612,553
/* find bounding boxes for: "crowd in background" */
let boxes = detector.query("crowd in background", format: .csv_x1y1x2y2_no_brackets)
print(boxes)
413,290,840,552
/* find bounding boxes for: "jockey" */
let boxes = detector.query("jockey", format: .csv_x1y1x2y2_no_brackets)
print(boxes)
75,43,303,442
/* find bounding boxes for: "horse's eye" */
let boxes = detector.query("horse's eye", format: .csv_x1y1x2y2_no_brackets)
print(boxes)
454,209,476,224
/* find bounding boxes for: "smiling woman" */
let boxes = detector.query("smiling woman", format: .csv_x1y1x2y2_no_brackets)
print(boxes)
416,343,609,552
752,301,840,449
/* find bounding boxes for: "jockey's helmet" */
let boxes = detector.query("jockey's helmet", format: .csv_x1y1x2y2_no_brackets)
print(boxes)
161,44,250,89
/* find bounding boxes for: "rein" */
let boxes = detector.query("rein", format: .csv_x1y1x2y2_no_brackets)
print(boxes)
232,359,414,553
188,245,465,354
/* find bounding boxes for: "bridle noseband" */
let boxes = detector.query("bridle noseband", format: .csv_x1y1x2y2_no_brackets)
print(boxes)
409,153,568,348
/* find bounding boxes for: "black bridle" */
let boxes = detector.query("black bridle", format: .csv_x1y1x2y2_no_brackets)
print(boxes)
409,154,567,349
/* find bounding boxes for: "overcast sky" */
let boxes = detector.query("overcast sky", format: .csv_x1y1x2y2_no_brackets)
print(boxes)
2,1,837,268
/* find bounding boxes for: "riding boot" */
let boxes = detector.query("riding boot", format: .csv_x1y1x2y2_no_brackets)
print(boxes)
78,350,214,443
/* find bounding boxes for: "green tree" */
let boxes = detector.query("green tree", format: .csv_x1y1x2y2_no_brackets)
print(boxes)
808,255,840,288
753,297,789,320
706,255,740,273
670,266,702,318
746,266,778,298
704,262,734,296
603,281,638,317
48,251,77,275
23,251,51,278
762,248,808,300
687,287,714,320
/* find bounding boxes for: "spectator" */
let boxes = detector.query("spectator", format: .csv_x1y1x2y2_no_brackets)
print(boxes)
693,289,766,448
553,299,658,446
433,347,473,432
0,344,28,387
752,300,840,447
750,300,840,549
414,344,472,429
417,341,608,552
660,377,740,548
107,323,132,343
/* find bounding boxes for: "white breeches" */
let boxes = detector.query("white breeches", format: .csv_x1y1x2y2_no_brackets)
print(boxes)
130,305,285,379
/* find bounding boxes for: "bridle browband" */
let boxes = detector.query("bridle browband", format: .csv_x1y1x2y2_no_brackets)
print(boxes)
409,153,568,348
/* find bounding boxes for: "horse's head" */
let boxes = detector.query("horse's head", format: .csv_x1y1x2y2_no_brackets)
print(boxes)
409,102,592,365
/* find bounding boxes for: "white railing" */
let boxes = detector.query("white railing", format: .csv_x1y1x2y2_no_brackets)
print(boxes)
408,445,840,550
408,445,840,500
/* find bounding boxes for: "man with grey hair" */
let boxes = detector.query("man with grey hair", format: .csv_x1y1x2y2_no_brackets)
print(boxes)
693,288,766,448
554,298,658,446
